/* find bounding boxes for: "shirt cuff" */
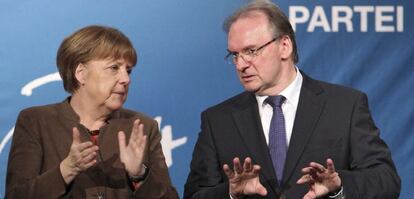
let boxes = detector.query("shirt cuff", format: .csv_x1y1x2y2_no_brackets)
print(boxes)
328,186,345,199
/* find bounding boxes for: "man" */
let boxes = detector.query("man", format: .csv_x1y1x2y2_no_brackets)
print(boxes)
184,0,400,199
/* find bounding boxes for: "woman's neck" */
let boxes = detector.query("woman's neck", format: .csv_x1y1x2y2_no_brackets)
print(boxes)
70,94,110,131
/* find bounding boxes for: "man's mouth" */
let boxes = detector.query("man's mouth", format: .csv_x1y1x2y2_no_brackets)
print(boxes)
241,75,255,81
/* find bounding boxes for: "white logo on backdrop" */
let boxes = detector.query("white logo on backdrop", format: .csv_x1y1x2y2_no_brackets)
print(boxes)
155,116,187,167
289,5,404,32
0,72,187,167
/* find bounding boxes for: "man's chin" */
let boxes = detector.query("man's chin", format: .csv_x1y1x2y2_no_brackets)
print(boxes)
244,86,269,96
242,84,259,93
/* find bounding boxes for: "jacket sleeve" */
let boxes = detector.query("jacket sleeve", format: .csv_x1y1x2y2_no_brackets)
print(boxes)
5,110,67,199
133,119,179,199
184,111,231,199
339,93,401,199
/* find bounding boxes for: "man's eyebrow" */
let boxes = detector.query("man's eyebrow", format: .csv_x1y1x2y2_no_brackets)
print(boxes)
227,44,257,53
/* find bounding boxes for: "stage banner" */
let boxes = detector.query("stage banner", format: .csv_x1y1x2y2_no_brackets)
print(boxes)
0,0,412,198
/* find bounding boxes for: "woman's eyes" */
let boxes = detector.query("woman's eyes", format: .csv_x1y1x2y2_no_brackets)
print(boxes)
107,64,133,75
109,64,120,71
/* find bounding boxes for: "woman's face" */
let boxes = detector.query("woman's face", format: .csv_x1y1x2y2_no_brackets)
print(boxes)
79,58,134,112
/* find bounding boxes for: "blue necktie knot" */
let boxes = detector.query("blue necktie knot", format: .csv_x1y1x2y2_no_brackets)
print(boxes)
266,95,286,108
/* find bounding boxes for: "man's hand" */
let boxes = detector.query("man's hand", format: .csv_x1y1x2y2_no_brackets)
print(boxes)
223,157,267,199
60,127,99,184
297,158,342,199
118,119,147,177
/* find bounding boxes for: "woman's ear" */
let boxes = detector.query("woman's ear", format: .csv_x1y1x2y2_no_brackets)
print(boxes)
74,63,87,85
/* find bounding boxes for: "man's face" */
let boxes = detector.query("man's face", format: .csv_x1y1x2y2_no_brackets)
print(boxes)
227,12,285,96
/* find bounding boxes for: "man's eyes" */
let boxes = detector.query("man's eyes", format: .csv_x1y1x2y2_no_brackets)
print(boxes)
245,48,257,55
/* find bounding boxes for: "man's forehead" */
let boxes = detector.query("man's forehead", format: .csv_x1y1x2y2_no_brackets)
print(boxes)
229,12,271,35
238,9,268,20
227,15,272,49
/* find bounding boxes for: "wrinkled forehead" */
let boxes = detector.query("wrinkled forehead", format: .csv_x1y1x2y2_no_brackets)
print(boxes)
227,12,273,50
229,10,273,33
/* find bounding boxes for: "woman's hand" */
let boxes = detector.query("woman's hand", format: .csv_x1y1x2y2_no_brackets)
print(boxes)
60,127,99,184
118,119,148,177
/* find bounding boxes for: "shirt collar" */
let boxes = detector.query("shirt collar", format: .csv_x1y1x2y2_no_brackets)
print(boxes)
255,67,303,107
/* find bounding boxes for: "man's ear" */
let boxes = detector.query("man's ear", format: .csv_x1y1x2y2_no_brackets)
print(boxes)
279,35,293,61
74,63,87,85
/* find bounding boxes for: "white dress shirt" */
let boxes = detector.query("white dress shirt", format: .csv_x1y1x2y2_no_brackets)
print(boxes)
255,68,303,146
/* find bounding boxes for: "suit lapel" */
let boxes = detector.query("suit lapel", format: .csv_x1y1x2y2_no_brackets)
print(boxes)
231,92,277,183
282,74,327,184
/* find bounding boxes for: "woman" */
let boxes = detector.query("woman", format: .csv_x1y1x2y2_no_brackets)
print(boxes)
5,25,179,199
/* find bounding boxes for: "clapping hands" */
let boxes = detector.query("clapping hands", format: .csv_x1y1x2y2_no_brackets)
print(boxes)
118,119,148,177
60,127,99,184
60,119,148,185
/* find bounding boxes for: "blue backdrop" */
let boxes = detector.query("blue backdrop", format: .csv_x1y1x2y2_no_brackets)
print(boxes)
0,0,412,198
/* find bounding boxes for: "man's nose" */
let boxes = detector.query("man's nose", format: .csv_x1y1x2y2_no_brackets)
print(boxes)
235,54,250,71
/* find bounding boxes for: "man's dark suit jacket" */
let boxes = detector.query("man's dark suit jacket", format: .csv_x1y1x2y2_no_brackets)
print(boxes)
184,73,400,199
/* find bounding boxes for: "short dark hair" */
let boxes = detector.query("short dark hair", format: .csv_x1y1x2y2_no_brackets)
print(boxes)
223,0,299,63
56,25,137,93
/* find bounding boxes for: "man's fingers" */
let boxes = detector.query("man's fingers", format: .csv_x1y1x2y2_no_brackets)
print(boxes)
243,157,252,172
252,165,261,176
233,157,243,174
297,174,313,184
309,162,326,173
302,166,320,180
256,183,268,196
296,175,306,184
225,158,262,178
303,191,317,199
301,166,313,174
223,164,234,179
326,158,336,173
308,168,318,180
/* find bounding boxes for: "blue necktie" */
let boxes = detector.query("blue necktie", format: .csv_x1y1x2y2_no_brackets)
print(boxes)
266,95,287,184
